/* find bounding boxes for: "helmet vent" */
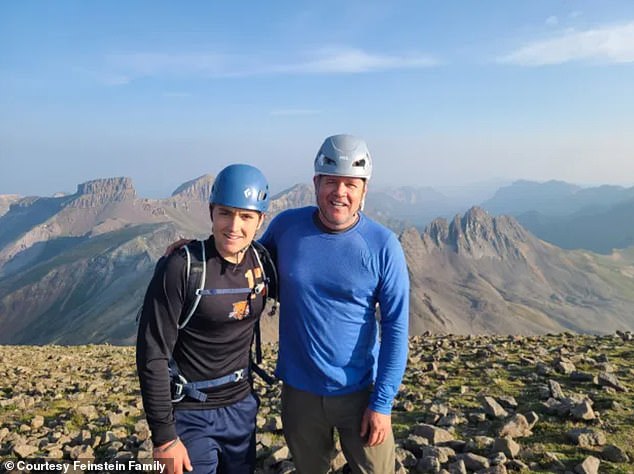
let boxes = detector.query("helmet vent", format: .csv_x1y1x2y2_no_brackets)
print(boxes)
323,156,337,166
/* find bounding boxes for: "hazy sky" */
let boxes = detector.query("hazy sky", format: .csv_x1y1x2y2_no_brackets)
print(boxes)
2,1,634,198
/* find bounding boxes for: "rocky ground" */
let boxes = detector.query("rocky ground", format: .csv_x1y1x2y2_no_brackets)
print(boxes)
0,333,633,473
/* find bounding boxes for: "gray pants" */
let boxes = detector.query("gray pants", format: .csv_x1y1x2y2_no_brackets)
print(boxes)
281,384,395,474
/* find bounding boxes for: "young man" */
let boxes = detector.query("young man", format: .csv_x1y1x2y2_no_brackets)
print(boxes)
136,164,271,474
260,134,409,473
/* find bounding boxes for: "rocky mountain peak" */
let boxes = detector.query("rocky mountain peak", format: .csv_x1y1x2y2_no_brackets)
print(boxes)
171,174,215,202
450,206,493,244
426,218,450,246
69,177,136,208
76,177,135,196
419,206,531,260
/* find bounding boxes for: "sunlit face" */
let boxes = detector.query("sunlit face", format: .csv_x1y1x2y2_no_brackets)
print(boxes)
313,175,367,231
211,205,264,262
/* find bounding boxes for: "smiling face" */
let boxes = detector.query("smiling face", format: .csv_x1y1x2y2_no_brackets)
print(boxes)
313,174,367,231
211,204,264,262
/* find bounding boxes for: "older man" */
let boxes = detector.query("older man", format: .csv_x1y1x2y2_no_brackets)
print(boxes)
260,134,409,473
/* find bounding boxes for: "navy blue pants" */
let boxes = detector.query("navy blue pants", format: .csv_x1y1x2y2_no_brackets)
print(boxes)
174,393,258,474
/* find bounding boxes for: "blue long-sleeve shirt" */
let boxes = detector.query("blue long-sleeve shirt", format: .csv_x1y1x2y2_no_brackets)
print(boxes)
260,207,409,414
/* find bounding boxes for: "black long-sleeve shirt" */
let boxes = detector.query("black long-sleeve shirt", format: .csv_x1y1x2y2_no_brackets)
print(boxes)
136,237,265,445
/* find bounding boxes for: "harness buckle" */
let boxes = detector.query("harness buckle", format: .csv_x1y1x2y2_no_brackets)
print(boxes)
171,373,188,403
234,369,245,382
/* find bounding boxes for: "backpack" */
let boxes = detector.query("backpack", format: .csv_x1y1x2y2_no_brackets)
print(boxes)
138,239,279,398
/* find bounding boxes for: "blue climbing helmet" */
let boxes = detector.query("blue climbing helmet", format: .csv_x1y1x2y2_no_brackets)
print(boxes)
314,134,373,180
209,164,270,212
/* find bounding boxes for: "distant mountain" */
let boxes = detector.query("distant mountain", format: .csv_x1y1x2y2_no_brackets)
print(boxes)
481,180,582,216
0,176,212,279
2,178,634,344
0,194,21,217
483,180,634,217
481,180,634,253
517,197,634,253
171,174,215,202
403,207,634,335
0,176,214,344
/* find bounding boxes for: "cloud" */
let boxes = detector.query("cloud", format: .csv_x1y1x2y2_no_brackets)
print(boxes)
545,16,559,27
498,21,634,65
273,48,438,74
102,47,438,84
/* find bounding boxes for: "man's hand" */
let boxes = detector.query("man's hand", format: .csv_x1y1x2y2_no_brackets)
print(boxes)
153,438,192,474
164,239,193,257
360,408,392,447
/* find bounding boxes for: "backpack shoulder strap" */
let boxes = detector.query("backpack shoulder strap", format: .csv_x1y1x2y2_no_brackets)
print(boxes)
251,241,278,310
248,241,279,385
251,240,272,265
178,240,206,329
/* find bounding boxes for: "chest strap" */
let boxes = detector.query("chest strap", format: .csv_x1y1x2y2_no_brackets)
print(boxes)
195,282,265,296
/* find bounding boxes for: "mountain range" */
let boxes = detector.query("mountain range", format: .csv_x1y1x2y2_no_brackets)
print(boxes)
404,207,634,335
480,180,634,253
1,176,634,344
366,180,634,254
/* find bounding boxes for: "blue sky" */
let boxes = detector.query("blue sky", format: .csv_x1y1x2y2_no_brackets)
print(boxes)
2,1,634,198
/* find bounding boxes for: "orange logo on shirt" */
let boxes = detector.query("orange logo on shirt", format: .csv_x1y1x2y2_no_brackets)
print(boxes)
229,300,250,320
